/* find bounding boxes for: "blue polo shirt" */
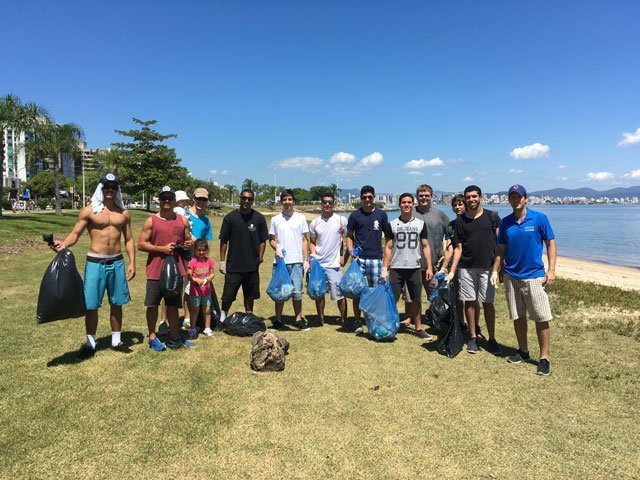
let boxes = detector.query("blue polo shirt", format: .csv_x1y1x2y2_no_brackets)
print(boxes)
347,208,389,259
497,209,554,279
189,211,213,240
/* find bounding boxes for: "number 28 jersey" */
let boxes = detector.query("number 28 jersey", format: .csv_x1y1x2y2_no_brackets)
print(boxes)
385,217,428,269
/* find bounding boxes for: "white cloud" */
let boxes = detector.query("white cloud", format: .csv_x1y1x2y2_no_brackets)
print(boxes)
617,127,640,147
208,169,218,174
329,152,356,164
448,158,466,164
558,165,567,169
554,176,568,181
622,169,640,179
402,157,445,169
221,170,231,175
509,168,524,174
463,176,474,181
407,171,422,176
587,171,615,181
360,152,383,167
432,173,443,177
271,156,324,173
510,142,550,160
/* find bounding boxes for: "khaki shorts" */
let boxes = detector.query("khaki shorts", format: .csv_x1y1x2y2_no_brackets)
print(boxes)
504,273,553,322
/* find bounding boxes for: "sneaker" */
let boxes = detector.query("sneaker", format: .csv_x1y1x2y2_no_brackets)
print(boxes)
354,319,364,334
507,349,531,364
148,336,167,352
203,328,214,337
188,328,198,340
536,358,550,376
467,338,479,354
415,329,433,340
182,318,191,329
77,344,96,360
111,341,133,354
294,319,310,331
487,338,503,355
167,337,196,349
272,319,284,330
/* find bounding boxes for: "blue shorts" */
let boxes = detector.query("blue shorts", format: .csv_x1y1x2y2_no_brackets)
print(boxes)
84,257,131,310
356,257,382,288
272,262,304,301
190,295,211,307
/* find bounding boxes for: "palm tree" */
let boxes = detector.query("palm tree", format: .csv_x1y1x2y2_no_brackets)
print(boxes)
0,94,49,216
242,178,259,192
224,183,238,204
26,122,84,215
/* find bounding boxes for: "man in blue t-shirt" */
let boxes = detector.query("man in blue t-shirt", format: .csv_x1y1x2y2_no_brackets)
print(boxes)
491,184,556,376
346,185,389,333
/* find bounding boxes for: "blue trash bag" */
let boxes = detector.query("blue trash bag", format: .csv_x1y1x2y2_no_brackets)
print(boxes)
339,251,368,299
428,272,446,303
307,257,327,300
359,282,400,341
266,257,295,302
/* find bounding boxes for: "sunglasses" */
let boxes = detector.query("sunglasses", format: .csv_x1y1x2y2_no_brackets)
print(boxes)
195,197,208,202
361,195,374,200
321,200,334,205
240,196,254,201
159,197,174,202
103,184,118,191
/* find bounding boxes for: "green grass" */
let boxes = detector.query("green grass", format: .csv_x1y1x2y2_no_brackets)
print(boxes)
0,211,639,479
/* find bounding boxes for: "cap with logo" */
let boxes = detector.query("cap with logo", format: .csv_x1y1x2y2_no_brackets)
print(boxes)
158,186,175,197
193,187,209,199
508,184,527,197
100,173,119,185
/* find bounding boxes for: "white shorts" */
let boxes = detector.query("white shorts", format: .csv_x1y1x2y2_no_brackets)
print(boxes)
324,267,344,301
458,268,495,303
504,273,553,322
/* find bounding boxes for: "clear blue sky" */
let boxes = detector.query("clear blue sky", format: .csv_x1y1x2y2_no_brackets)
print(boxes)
4,0,639,193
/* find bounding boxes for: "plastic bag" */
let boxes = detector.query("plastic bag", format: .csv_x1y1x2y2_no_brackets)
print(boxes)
359,282,400,341
339,257,368,299
160,255,183,298
266,257,295,302
426,282,450,335
193,286,221,330
307,257,327,300
428,272,446,302
435,283,464,357
224,312,266,336
37,249,86,324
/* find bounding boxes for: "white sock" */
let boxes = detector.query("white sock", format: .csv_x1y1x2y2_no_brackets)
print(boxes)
111,331,121,347
220,311,227,322
86,335,96,349
245,311,252,315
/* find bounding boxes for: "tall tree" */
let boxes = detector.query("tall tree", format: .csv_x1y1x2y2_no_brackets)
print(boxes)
0,94,49,216
224,183,238,204
242,178,259,192
112,118,187,211
26,122,84,215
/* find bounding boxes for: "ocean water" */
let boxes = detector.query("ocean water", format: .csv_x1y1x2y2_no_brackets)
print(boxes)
341,204,640,269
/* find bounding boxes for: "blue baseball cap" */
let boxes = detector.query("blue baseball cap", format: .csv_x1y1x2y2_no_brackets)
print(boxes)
508,184,527,197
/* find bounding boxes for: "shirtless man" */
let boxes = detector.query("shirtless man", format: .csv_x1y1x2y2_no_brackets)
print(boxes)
52,173,136,359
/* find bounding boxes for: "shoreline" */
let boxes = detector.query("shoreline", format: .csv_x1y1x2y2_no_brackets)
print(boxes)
264,210,640,291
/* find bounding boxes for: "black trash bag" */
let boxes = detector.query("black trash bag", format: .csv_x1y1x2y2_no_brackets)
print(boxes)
224,312,266,337
436,283,464,358
160,255,183,298
37,249,86,324
426,286,450,335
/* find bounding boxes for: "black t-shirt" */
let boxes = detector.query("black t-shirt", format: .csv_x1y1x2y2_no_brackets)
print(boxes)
219,209,268,273
454,209,500,269
9,188,18,200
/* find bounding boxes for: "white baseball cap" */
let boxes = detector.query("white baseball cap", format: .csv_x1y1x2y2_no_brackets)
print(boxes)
175,190,189,202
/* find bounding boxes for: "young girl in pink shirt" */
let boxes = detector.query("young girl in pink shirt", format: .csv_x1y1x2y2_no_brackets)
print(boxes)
187,239,216,338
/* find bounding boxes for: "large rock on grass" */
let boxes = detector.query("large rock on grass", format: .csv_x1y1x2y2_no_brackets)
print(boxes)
250,331,289,372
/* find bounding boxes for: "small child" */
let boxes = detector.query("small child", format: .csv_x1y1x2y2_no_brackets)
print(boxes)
187,239,216,338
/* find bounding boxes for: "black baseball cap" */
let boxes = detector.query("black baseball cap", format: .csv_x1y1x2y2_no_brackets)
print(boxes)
100,173,119,185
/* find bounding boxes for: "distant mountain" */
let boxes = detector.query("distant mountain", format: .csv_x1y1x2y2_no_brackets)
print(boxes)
494,186,640,198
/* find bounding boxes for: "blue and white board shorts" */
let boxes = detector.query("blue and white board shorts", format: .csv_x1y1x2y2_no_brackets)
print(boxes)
84,255,131,310
356,257,383,288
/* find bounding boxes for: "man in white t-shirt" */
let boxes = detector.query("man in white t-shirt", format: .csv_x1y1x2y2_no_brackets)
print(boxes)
309,192,348,326
269,189,310,330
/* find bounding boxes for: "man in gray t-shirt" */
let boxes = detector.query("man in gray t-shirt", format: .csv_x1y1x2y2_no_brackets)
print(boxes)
382,193,433,339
